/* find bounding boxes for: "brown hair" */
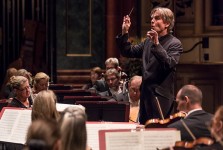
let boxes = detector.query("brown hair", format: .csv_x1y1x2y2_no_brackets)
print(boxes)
32,90,59,121
25,119,60,150
91,67,103,79
60,107,87,150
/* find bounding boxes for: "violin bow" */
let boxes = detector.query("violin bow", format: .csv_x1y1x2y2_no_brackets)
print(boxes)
180,119,196,141
155,97,165,120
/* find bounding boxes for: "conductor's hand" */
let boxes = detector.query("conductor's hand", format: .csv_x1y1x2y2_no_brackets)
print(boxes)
122,15,131,35
147,29,159,45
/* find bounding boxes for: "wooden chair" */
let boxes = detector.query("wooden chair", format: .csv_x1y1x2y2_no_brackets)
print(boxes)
49,84,72,90
62,96,107,104
53,89,93,103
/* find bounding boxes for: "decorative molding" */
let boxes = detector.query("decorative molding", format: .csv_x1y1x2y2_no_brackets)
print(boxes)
204,0,223,34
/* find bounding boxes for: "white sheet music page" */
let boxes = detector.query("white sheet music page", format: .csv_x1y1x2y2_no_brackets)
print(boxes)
0,108,31,144
86,122,138,150
7,109,31,144
0,109,19,141
104,129,180,150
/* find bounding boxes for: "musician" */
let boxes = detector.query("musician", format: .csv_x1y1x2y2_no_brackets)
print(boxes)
90,57,127,93
98,68,128,101
32,72,50,100
116,7,183,124
128,75,142,123
8,75,32,108
197,106,223,150
82,67,103,90
25,119,61,150
168,84,213,141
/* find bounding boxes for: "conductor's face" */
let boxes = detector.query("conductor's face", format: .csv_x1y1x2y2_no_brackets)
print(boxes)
151,11,169,36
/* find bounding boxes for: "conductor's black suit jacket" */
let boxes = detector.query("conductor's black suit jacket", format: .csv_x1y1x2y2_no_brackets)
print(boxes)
116,33,183,124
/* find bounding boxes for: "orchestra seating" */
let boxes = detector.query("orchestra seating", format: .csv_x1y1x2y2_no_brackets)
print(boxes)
61,96,107,104
52,89,93,103
75,101,130,122
49,84,73,90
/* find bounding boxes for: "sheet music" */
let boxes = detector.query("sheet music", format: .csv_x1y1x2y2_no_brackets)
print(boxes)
106,132,142,150
0,110,19,141
0,108,31,144
104,129,180,150
86,122,138,150
8,110,31,144
56,103,85,112
142,130,181,150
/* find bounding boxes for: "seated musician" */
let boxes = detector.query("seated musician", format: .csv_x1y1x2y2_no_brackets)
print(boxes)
198,105,223,150
98,68,128,101
90,57,127,93
8,75,32,108
25,119,61,150
168,84,213,141
82,67,103,90
128,75,142,123
32,72,50,100
0,67,17,99
59,106,91,150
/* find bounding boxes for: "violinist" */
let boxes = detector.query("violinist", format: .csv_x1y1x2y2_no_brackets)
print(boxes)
168,84,213,141
199,105,223,150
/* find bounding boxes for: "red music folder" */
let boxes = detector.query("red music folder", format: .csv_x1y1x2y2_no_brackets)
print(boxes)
86,122,138,150
99,128,181,150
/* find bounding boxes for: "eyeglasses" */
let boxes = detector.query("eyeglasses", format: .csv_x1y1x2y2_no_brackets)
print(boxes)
18,86,30,92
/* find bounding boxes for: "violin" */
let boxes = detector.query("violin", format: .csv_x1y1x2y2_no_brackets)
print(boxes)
145,112,186,128
175,137,214,149
159,137,214,150
145,97,186,128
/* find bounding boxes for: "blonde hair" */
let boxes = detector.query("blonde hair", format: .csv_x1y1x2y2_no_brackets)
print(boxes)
10,75,28,90
32,90,59,121
16,69,32,84
105,58,119,68
215,106,223,130
33,72,50,87
151,7,175,33
104,68,120,80
60,107,87,150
